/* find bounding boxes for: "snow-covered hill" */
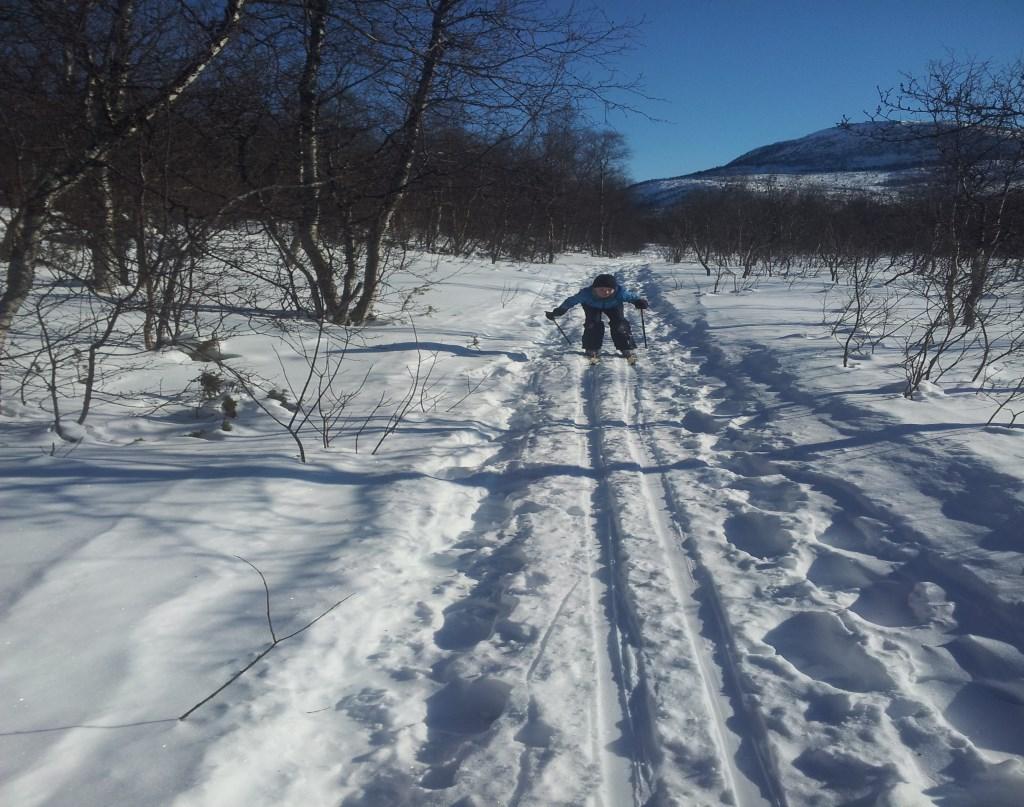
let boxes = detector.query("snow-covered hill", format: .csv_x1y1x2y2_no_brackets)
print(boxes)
709,121,941,174
632,121,972,206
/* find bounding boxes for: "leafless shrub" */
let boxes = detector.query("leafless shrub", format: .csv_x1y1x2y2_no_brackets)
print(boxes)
827,256,903,367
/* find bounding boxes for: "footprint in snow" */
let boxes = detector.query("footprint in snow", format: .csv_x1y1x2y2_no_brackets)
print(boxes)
722,452,782,478
336,688,396,746
943,634,1024,755
792,747,902,804
818,511,905,561
724,510,795,559
417,676,512,790
807,549,880,590
680,409,722,435
730,476,808,513
850,574,927,628
514,697,557,748
709,394,749,418
764,611,894,693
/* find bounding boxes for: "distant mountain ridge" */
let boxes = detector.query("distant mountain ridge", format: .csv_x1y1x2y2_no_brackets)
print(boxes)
696,121,939,175
631,121,950,207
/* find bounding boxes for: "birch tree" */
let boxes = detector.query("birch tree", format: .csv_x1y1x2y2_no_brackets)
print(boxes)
275,0,635,323
0,0,249,360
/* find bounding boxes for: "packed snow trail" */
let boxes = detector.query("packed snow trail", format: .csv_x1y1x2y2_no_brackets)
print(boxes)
597,355,784,806
324,263,765,806
582,357,775,806
345,264,781,806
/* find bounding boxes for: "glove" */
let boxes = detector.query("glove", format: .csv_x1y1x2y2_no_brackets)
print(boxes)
634,299,649,310
546,307,566,320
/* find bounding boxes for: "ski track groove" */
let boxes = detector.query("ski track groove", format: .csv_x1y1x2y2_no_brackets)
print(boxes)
625,350,789,807
526,578,581,682
588,355,748,805
615,358,746,804
579,356,646,807
499,274,642,807
603,263,786,806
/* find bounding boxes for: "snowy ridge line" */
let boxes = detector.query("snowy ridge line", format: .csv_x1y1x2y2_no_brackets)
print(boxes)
583,362,657,806
618,359,785,807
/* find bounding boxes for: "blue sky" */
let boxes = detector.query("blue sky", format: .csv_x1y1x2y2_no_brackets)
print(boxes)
592,0,1024,182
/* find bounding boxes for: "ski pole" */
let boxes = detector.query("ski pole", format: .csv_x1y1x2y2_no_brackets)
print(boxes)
550,316,573,346
640,308,648,348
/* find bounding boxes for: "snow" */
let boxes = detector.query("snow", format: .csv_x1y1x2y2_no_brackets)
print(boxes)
2,250,1024,806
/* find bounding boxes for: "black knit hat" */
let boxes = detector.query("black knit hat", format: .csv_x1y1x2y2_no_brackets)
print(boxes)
592,274,617,289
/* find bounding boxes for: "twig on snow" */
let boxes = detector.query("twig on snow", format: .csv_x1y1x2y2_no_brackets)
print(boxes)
178,555,354,721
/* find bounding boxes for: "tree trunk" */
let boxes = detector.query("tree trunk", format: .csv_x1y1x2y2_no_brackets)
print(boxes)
349,0,456,324
295,0,342,320
89,163,120,291
0,202,47,361
89,0,137,292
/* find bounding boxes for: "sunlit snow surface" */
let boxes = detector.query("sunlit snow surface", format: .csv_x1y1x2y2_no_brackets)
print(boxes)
2,251,1023,806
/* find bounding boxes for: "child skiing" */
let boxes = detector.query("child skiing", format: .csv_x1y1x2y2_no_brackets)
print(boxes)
545,274,649,363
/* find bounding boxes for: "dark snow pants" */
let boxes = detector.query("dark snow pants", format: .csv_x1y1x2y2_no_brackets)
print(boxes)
582,304,636,352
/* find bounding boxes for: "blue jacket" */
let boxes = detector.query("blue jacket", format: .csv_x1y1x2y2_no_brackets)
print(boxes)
558,284,641,311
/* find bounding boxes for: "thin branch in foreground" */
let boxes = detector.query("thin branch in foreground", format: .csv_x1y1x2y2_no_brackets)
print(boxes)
178,557,354,721
236,554,277,643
